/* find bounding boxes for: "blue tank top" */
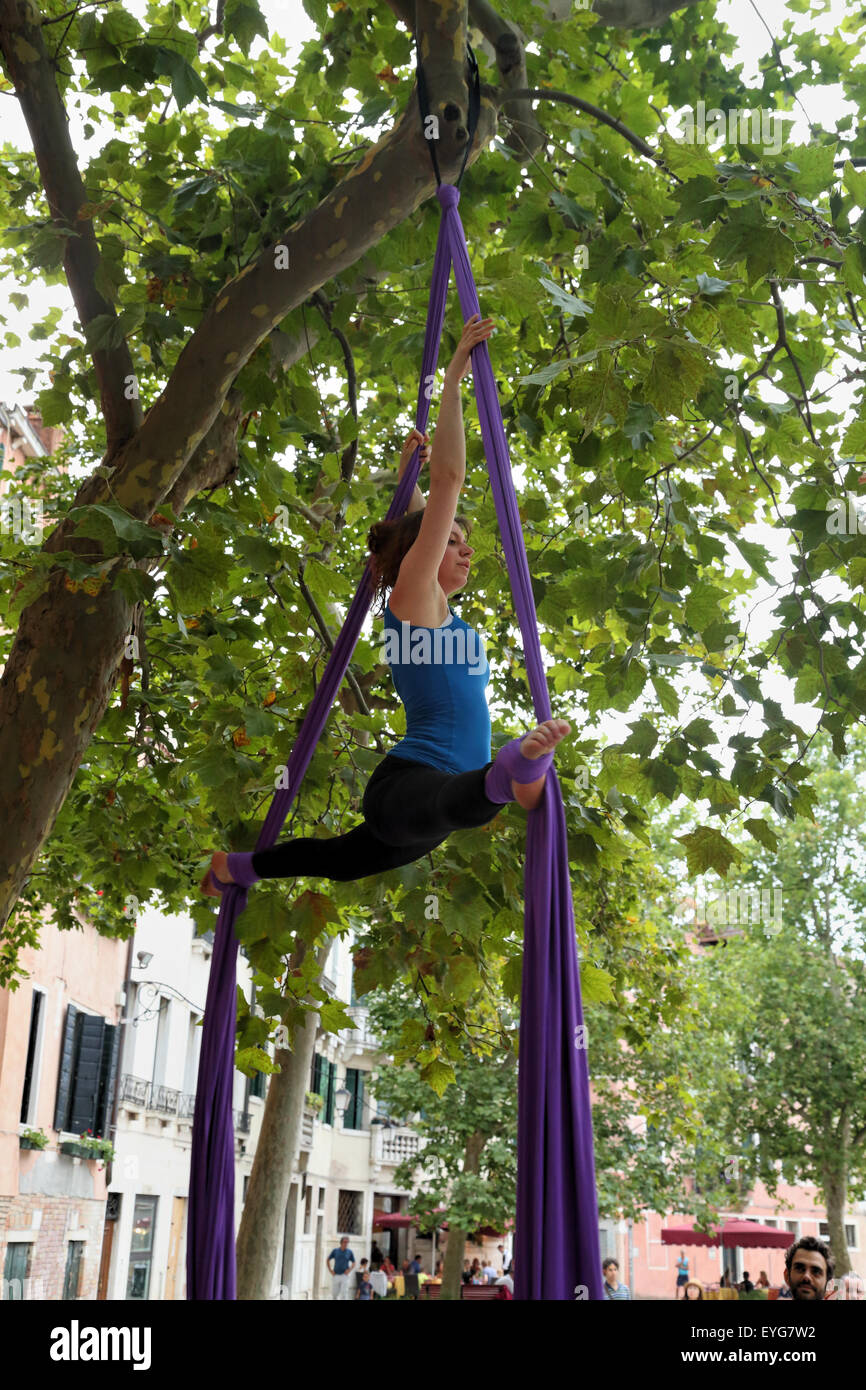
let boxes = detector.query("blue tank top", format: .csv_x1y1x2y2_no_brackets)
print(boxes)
382,602,491,775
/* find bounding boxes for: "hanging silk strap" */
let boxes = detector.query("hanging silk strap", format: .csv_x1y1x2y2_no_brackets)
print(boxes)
187,183,603,1302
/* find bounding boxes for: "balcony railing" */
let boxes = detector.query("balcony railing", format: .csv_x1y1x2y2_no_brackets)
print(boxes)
373,1126,423,1166
344,1005,378,1047
120,1075,249,1135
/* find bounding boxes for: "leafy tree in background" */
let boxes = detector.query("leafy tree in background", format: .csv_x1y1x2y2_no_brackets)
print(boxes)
1,0,866,1294
366,983,518,1300
684,728,866,1278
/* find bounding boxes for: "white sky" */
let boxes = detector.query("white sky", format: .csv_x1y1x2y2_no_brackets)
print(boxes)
0,0,860,776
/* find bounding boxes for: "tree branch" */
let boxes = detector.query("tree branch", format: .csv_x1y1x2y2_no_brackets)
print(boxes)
0,0,142,454
293,569,374,721
505,87,674,173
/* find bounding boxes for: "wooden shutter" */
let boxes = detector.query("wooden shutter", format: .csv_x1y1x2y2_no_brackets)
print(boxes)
95,1023,120,1137
311,1052,323,1096
68,1013,105,1134
54,1005,79,1131
324,1060,336,1125
345,1068,364,1128
20,990,43,1124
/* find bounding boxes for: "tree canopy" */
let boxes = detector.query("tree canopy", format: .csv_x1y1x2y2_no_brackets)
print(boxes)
1,0,865,1115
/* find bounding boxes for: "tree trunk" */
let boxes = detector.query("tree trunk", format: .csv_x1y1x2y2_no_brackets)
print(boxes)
439,1128,487,1300
235,943,330,1299
823,1143,851,1279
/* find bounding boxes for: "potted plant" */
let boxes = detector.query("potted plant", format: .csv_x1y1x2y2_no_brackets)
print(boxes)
19,1127,48,1150
305,1090,324,1114
61,1131,116,1163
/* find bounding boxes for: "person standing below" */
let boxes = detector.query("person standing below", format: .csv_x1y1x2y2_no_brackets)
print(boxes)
739,1270,754,1294
354,1257,370,1295
482,1257,499,1285
356,1270,373,1301
603,1258,631,1299
675,1251,689,1299
461,1260,472,1286
327,1236,356,1300
756,1269,770,1288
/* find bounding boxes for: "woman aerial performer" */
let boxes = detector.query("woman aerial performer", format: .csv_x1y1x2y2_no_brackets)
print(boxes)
201,314,570,897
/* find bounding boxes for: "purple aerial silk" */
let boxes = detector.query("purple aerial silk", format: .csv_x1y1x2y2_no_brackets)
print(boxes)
187,183,604,1301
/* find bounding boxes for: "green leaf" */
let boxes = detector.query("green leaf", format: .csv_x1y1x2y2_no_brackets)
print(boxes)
579,962,616,1005
743,818,779,852
420,1057,456,1097
538,275,592,318
695,272,732,295
68,504,166,561
224,0,269,56
676,827,744,877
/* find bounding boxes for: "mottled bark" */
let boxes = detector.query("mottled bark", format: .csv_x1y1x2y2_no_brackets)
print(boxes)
235,944,330,1300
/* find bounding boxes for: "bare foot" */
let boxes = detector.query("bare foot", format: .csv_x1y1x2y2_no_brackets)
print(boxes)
513,719,571,810
200,851,235,896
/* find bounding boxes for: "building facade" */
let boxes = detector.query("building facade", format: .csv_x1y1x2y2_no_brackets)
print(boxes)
0,914,127,1300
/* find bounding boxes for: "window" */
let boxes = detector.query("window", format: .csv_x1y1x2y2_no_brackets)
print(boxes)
20,988,45,1124
819,1222,856,1248
62,1241,84,1301
785,1220,799,1237
311,1053,336,1125
151,996,171,1088
54,1006,120,1137
182,1013,201,1097
2,1243,32,1301
343,1069,365,1130
250,1054,267,1100
303,1184,313,1236
126,1196,158,1300
337,1190,363,1235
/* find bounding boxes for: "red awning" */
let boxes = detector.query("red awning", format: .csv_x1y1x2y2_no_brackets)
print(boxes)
373,1208,448,1231
661,1220,793,1250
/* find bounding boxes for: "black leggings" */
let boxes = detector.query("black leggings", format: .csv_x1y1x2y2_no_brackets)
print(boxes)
250,755,503,882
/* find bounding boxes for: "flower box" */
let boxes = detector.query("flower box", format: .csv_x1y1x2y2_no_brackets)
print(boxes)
19,1137,41,1150
60,1141,92,1159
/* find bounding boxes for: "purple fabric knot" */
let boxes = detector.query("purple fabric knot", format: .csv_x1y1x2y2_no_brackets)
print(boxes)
437,183,460,210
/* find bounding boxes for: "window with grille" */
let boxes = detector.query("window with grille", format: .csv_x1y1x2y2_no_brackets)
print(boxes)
337,1190,363,1235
